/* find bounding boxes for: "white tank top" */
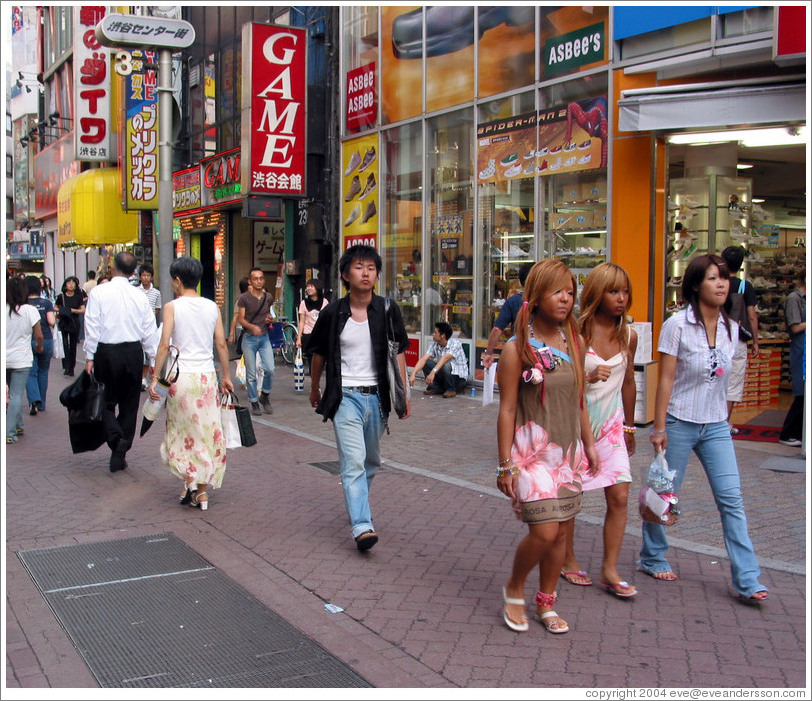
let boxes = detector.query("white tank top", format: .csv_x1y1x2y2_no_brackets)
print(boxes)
340,318,377,386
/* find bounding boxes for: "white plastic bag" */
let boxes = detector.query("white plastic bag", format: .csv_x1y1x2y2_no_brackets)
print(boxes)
482,362,496,406
639,451,680,525
52,327,65,359
235,356,246,385
220,393,242,450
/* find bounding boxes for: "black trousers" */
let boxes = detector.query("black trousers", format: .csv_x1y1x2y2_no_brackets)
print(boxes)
93,341,144,452
780,394,805,441
62,327,80,373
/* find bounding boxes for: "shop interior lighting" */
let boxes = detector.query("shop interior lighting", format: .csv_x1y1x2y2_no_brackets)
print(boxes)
736,163,754,170
751,198,765,203
667,127,807,148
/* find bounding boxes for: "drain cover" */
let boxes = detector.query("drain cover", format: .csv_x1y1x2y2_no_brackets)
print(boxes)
18,533,370,688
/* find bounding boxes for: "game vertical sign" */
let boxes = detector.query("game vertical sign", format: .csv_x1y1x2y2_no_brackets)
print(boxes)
74,6,113,162
124,50,159,209
241,23,307,196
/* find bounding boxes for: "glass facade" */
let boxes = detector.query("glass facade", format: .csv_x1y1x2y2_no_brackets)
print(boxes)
342,6,612,375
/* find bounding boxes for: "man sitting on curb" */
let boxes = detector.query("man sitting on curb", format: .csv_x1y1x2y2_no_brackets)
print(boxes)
409,321,469,398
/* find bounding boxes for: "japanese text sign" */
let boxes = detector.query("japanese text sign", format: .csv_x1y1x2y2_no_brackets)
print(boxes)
241,23,307,196
74,6,113,162
124,49,159,209
173,167,202,215
95,13,195,50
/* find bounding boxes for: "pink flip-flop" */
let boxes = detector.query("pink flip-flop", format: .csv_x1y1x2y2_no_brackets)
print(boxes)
560,570,592,586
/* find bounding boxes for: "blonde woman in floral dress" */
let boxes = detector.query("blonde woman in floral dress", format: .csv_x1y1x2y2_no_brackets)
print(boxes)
559,263,639,598
150,257,233,510
497,259,599,634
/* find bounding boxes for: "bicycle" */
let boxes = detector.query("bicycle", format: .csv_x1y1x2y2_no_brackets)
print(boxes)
268,317,298,365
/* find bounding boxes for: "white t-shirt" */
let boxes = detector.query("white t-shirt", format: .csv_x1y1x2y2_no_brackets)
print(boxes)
169,296,220,373
6,304,42,369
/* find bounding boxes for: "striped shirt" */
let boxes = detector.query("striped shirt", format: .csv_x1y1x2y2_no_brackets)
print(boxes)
658,307,738,424
138,284,162,314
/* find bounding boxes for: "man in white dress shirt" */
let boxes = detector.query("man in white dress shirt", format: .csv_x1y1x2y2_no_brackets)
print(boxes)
83,252,159,472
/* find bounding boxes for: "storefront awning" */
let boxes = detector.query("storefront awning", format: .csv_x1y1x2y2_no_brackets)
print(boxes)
618,80,806,132
57,169,139,247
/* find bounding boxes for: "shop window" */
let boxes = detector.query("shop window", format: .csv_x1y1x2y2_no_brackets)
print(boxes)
477,6,536,98
343,6,380,136
381,6,423,125
427,109,474,339
539,6,609,79
618,17,711,61
381,122,422,335
719,8,773,39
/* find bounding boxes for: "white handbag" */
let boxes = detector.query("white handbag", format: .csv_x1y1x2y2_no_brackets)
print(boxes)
220,393,243,450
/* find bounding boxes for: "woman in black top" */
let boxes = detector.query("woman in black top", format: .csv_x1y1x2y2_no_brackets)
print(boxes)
54,276,87,376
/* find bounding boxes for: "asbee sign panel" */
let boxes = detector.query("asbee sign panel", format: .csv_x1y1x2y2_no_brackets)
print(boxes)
241,23,307,197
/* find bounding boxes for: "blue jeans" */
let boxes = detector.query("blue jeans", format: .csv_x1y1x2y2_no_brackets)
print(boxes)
6,367,30,441
241,333,275,403
332,388,384,538
639,415,765,597
26,338,53,410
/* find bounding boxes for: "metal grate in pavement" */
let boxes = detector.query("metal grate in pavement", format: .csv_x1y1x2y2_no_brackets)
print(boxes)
309,460,342,475
18,533,370,688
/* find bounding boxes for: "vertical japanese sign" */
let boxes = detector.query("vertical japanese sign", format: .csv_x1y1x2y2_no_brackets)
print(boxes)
74,6,113,162
124,50,159,209
241,23,307,196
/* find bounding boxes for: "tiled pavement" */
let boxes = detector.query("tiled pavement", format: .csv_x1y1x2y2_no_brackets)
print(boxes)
4,359,808,691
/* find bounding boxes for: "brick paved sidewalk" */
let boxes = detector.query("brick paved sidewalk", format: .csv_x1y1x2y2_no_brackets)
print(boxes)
4,360,808,690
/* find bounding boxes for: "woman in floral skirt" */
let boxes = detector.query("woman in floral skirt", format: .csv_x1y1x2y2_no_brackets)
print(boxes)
558,262,639,597
150,257,233,510
496,259,599,634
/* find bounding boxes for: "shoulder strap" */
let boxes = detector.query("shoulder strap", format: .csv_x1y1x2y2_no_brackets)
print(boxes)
246,292,267,325
738,279,746,294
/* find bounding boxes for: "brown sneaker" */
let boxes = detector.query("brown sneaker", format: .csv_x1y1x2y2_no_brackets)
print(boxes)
442,390,457,398
344,175,361,201
423,388,443,395
361,200,376,224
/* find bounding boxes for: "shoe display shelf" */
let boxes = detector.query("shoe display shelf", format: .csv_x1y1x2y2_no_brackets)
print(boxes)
665,175,751,319
550,175,607,270
738,344,781,409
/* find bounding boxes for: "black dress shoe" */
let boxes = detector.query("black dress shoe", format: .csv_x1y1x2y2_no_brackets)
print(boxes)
109,452,127,472
355,530,378,552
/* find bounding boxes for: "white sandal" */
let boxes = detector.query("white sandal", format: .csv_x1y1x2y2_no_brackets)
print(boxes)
534,591,569,634
502,586,528,632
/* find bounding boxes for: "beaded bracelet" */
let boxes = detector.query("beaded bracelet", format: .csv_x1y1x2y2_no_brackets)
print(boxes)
649,428,667,437
622,425,637,434
496,466,520,478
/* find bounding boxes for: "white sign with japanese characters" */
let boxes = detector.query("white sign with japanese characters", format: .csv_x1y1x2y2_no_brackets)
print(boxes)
95,13,195,50
74,6,113,162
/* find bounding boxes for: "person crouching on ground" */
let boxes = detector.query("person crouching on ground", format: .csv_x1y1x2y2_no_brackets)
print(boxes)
409,321,469,397
306,244,411,552
496,259,599,634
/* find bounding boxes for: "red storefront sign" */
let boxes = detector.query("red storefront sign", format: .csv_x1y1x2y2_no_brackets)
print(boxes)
346,62,376,131
241,23,307,196
172,167,202,215
201,148,242,209
33,133,81,219
774,6,806,65
74,5,113,162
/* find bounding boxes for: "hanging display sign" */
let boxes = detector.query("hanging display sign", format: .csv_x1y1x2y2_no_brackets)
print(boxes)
172,167,202,215
241,23,307,196
74,5,113,162
201,148,243,209
476,96,607,184
543,22,605,77
124,49,159,209
346,62,376,131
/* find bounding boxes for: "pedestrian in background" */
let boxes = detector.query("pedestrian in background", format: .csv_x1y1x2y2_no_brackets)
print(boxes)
640,254,768,605
6,276,43,444
720,245,759,433
40,275,56,304
559,262,638,597
296,278,328,375
409,320,469,397
54,276,87,377
151,257,233,511
82,270,97,296
482,261,534,369
138,263,163,390
83,252,159,473
236,268,276,416
227,276,250,347
24,275,55,416
496,259,598,634
779,273,805,447
307,244,410,552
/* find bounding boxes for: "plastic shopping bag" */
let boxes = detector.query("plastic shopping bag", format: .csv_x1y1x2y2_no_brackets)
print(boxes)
482,363,496,406
235,356,246,386
52,327,65,359
293,347,305,392
638,450,680,526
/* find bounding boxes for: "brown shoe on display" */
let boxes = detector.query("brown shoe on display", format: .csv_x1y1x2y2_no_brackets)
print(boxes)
344,175,361,201
358,146,377,172
361,200,376,224
359,173,376,200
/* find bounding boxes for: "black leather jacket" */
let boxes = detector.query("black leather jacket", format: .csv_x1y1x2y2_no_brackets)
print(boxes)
305,294,409,421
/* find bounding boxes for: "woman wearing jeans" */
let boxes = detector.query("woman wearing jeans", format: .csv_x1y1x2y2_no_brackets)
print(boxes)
640,254,768,605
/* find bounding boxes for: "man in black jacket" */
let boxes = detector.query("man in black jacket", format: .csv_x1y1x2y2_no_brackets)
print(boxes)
307,245,410,551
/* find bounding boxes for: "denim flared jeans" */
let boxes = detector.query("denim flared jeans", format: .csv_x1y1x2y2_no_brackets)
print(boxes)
241,332,275,403
639,415,765,597
332,388,384,538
